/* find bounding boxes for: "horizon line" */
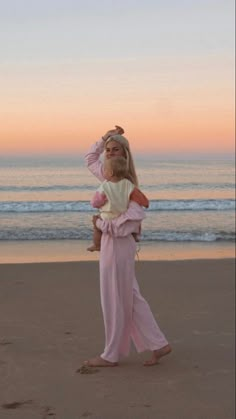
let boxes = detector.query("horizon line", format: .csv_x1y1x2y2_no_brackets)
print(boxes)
0,151,234,161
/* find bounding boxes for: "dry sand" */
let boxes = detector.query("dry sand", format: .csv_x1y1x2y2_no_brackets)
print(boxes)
0,259,235,419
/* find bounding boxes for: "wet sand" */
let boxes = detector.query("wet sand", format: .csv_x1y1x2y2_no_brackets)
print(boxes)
0,239,235,264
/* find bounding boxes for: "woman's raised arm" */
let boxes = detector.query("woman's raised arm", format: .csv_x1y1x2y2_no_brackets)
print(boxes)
84,139,106,182
84,126,124,181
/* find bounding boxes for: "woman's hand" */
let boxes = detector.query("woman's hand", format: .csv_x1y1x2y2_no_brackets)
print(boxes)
92,214,101,229
102,125,124,141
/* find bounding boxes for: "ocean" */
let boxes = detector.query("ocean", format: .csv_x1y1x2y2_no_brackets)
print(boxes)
0,154,235,262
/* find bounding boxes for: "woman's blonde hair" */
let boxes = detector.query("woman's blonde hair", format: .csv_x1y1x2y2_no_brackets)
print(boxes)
105,135,139,186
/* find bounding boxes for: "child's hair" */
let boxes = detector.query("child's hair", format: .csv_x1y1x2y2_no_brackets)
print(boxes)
104,156,128,179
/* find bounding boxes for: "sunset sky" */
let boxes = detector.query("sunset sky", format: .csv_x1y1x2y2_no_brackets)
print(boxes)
0,0,235,155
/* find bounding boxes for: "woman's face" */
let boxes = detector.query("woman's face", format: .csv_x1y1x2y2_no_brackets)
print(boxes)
105,140,125,159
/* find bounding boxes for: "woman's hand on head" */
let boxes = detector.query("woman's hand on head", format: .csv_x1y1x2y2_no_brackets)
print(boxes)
102,125,124,141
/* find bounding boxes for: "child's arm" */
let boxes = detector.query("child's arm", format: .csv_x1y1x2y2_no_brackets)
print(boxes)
130,187,149,208
91,191,108,208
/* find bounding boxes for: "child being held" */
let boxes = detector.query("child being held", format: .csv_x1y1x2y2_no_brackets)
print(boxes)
87,156,149,251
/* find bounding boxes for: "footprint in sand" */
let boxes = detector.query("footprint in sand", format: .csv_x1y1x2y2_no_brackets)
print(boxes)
76,365,100,374
0,341,13,346
2,400,33,409
41,406,56,418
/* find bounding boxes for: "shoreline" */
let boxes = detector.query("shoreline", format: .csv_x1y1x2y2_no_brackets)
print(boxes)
0,239,234,264
0,257,235,268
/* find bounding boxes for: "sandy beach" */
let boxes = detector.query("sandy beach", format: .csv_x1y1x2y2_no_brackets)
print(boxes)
0,259,235,419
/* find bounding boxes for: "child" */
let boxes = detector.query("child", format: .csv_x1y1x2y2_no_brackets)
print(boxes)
87,156,149,251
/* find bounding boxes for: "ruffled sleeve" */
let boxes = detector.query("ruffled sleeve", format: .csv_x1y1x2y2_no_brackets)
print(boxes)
91,190,108,208
130,187,149,208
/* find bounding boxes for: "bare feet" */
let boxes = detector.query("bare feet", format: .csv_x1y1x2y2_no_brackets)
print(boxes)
87,245,100,252
83,356,118,367
143,344,172,366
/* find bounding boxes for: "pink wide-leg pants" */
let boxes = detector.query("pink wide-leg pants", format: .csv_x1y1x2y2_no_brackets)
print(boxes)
99,233,168,363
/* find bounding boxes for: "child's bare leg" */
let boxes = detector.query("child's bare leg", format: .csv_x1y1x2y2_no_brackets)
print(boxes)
132,233,140,242
87,227,102,252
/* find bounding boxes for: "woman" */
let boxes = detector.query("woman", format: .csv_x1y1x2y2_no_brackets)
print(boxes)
84,126,171,366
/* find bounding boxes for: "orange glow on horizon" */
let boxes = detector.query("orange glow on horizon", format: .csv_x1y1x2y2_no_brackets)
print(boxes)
1,76,234,155
1,105,234,154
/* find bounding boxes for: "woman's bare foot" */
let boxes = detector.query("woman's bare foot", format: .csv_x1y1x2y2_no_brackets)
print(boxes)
83,356,118,367
143,344,172,366
87,245,100,252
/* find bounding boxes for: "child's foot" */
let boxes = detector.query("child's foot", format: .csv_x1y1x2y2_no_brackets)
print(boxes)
87,245,100,252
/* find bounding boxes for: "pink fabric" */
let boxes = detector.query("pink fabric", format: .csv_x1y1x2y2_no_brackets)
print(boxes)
96,202,168,362
84,138,105,182
85,140,169,362
91,191,107,208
